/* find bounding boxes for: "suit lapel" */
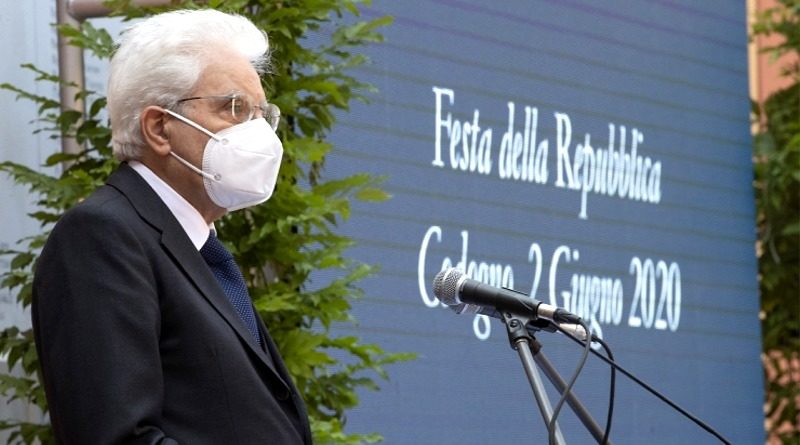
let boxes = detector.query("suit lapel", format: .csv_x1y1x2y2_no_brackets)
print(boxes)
106,164,288,386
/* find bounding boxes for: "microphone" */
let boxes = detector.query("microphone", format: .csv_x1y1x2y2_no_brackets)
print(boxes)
448,301,591,340
432,268,581,324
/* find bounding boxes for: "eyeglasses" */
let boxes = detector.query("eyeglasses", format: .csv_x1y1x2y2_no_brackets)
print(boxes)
175,94,281,130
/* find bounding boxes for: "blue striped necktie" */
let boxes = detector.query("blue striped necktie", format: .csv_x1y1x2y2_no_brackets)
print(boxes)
199,232,262,346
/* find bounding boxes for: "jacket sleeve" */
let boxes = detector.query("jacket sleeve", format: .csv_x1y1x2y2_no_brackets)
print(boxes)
32,202,178,445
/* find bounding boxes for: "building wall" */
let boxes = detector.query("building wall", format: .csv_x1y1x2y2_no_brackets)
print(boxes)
0,2,126,434
749,0,797,119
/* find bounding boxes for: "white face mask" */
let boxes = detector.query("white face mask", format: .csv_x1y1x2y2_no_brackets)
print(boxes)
164,109,283,212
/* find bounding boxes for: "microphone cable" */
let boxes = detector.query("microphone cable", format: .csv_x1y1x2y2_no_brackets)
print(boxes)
591,335,616,445
559,330,732,445
547,319,592,445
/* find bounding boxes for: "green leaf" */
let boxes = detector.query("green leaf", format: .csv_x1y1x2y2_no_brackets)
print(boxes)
355,187,390,202
10,253,35,270
89,97,107,118
780,222,800,235
44,152,81,167
56,22,115,59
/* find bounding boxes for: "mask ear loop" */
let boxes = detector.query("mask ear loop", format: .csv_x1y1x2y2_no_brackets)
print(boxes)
162,108,223,181
162,108,228,144
169,151,221,181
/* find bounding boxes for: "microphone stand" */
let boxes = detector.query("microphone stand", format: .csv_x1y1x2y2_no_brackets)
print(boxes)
504,313,614,444
503,312,566,445
526,330,613,444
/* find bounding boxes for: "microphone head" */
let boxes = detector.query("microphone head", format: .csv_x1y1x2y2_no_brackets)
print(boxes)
432,268,463,306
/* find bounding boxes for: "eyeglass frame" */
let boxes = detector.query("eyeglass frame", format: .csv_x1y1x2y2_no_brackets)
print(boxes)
174,94,281,130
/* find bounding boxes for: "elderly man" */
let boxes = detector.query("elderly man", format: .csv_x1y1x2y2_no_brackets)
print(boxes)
32,9,312,444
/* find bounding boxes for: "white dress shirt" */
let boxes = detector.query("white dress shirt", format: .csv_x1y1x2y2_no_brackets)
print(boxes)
129,161,212,250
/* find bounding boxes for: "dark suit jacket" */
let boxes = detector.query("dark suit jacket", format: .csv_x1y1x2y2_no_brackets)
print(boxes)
32,163,313,444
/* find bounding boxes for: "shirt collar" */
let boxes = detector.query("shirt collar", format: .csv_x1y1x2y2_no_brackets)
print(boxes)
128,160,212,250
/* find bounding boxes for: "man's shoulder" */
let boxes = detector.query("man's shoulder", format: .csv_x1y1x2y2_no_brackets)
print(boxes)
35,182,154,276
59,164,157,228
45,164,182,251
62,183,135,225
53,176,157,244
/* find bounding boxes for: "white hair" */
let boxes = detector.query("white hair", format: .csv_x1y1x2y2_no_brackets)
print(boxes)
108,9,269,160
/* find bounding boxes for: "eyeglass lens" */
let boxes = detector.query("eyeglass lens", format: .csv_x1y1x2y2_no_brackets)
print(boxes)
230,97,280,130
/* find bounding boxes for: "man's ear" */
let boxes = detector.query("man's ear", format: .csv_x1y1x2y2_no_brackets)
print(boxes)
140,106,172,156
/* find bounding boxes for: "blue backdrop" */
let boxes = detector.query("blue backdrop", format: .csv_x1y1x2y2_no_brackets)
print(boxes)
324,1,762,443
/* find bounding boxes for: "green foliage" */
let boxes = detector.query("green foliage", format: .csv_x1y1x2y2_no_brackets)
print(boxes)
0,2,411,444
752,1,800,443
754,84,800,353
56,21,116,59
752,0,800,79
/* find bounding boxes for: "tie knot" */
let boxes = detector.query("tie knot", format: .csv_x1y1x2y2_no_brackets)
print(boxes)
200,232,234,265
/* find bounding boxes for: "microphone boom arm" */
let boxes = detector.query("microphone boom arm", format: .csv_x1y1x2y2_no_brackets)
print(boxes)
503,310,567,445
